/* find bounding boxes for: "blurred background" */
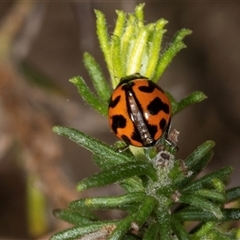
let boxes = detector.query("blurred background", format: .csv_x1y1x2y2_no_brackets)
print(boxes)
0,1,240,239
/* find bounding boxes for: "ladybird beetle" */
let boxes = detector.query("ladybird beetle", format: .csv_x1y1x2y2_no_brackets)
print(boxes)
108,74,171,147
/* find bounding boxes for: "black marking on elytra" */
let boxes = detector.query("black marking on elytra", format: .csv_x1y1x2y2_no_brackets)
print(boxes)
138,80,164,94
160,118,167,130
147,97,170,115
121,135,132,145
130,129,143,145
109,95,121,108
138,82,155,93
111,115,127,133
146,124,158,139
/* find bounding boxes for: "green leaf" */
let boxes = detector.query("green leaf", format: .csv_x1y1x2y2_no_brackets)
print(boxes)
77,161,157,191
69,192,145,211
173,28,192,43
111,35,123,78
183,166,233,192
94,10,113,80
53,209,94,225
175,207,215,221
134,3,145,24
174,141,215,187
119,177,145,192
145,27,166,79
184,140,215,170
205,229,234,240
69,76,108,116
153,42,186,81
153,28,192,81
215,208,240,221
120,14,136,82
176,208,240,222
143,223,159,240
226,187,240,203
113,10,126,37
83,52,111,102
52,126,135,167
192,222,216,240
156,211,172,240
126,27,150,75
132,195,157,225
92,154,111,170
108,213,134,240
108,196,157,239
175,150,214,188
171,216,191,240
193,189,226,203
211,178,225,193
50,220,119,240
174,91,207,115
179,194,223,219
